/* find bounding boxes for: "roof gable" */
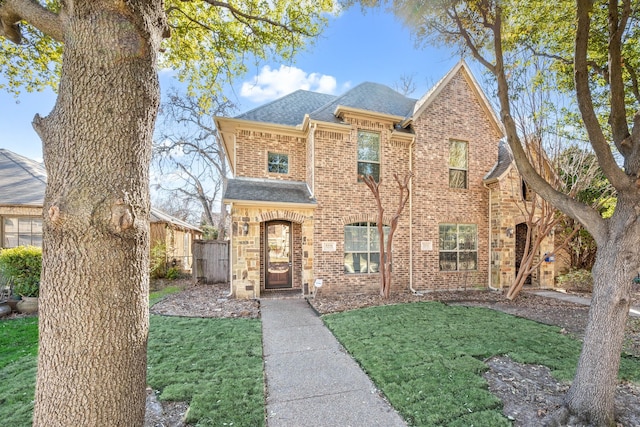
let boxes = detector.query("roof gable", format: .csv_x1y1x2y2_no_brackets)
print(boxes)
411,60,503,136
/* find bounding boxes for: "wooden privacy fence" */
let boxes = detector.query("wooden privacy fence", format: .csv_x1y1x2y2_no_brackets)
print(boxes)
192,240,229,284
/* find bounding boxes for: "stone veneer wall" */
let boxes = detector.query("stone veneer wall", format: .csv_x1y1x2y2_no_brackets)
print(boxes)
229,206,314,299
488,166,556,289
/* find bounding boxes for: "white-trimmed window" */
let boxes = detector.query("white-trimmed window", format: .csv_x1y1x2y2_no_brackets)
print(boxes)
449,140,468,189
439,223,477,271
268,152,289,174
357,131,380,182
344,222,389,274
3,217,43,248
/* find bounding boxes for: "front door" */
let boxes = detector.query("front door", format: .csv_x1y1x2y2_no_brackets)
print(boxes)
265,221,292,289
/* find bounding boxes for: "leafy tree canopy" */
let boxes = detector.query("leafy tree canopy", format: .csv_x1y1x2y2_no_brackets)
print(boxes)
0,0,336,97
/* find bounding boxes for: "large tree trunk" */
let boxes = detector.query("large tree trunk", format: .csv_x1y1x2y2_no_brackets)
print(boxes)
33,2,166,425
559,196,636,426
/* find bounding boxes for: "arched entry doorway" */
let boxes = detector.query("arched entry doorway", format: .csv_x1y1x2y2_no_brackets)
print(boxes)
265,221,292,289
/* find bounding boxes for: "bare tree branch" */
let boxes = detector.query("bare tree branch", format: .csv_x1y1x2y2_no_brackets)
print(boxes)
201,0,316,36
0,0,63,43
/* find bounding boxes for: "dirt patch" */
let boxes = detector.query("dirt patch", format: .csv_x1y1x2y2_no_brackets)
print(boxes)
147,282,640,426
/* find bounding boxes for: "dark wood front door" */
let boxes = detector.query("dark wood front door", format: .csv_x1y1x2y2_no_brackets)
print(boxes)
265,221,292,289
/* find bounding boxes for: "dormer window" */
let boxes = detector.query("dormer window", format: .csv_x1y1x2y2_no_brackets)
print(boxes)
357,130,380,182
268,152,289,174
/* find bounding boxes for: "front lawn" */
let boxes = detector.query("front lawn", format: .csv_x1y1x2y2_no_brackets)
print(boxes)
2,301,639,426
323,301,640,426
0,315,264,427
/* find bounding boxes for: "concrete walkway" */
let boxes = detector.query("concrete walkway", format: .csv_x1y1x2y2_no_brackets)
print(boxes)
531,290,640,317
261,298,407,427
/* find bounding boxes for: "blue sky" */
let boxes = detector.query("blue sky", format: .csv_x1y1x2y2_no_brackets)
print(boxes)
0,6,467,162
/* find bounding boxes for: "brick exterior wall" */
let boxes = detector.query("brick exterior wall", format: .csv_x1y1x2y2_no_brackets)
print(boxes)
224,66,558,297
409,72,501,291
234,130,306,181
311,117,412,295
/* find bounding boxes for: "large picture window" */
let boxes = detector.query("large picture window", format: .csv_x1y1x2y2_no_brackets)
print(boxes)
344,222,389,274
439,223,477,271
449,140,468,189
357,130,380,182
268,152,289,174
3,217,43,248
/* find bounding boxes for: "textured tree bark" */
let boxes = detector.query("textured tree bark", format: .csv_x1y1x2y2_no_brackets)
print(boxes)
558,196,637,426
32,2,167,425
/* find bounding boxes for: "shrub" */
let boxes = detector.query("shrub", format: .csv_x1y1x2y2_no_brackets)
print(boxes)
166,267,181,280
0,246,42,297
556,269,593,293
150,241,167,279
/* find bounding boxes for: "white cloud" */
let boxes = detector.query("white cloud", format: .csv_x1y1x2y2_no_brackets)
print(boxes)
240,65,342,103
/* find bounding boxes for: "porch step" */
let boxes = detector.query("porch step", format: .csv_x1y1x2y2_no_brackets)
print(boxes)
261,288,304,299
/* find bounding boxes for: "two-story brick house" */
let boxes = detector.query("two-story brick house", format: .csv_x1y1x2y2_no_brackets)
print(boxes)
216,60,556,298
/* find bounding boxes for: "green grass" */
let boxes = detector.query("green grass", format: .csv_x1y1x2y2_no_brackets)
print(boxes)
0,315,264,427
0,317,38,427
147,315,264,426
149,285,182,307
323,302,640,426
3,302,639,427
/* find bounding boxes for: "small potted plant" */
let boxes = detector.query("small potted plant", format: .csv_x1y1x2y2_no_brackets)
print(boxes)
0,246,42,314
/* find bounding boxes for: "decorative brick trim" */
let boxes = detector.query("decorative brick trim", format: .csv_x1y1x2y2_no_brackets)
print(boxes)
344,117,391,130
258,210,307,224
341,213,395,225
238,129,305,144
389,139,412,149
316,130,346,140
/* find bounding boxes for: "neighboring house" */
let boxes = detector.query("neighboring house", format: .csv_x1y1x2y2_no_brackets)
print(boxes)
150,208,203,271
0,148,202,271
216,60,557,298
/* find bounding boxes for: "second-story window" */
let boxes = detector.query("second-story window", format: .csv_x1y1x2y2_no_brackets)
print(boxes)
268,152,289,174
357,130,380,182
449,140,468,189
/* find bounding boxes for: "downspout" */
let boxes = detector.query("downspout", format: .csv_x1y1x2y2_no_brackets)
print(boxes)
228,133,237,298
311,123,316,196
227,202,233,297
483,182,498,290
409,140,418,294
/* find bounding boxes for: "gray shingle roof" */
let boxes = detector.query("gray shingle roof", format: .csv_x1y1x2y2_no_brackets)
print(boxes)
224,178,316,205
0,149,47,206
235,83,417,127
236,90,337,126
309,82,417,123
484,139,513,181
149,208,202,232
0,149,201,230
